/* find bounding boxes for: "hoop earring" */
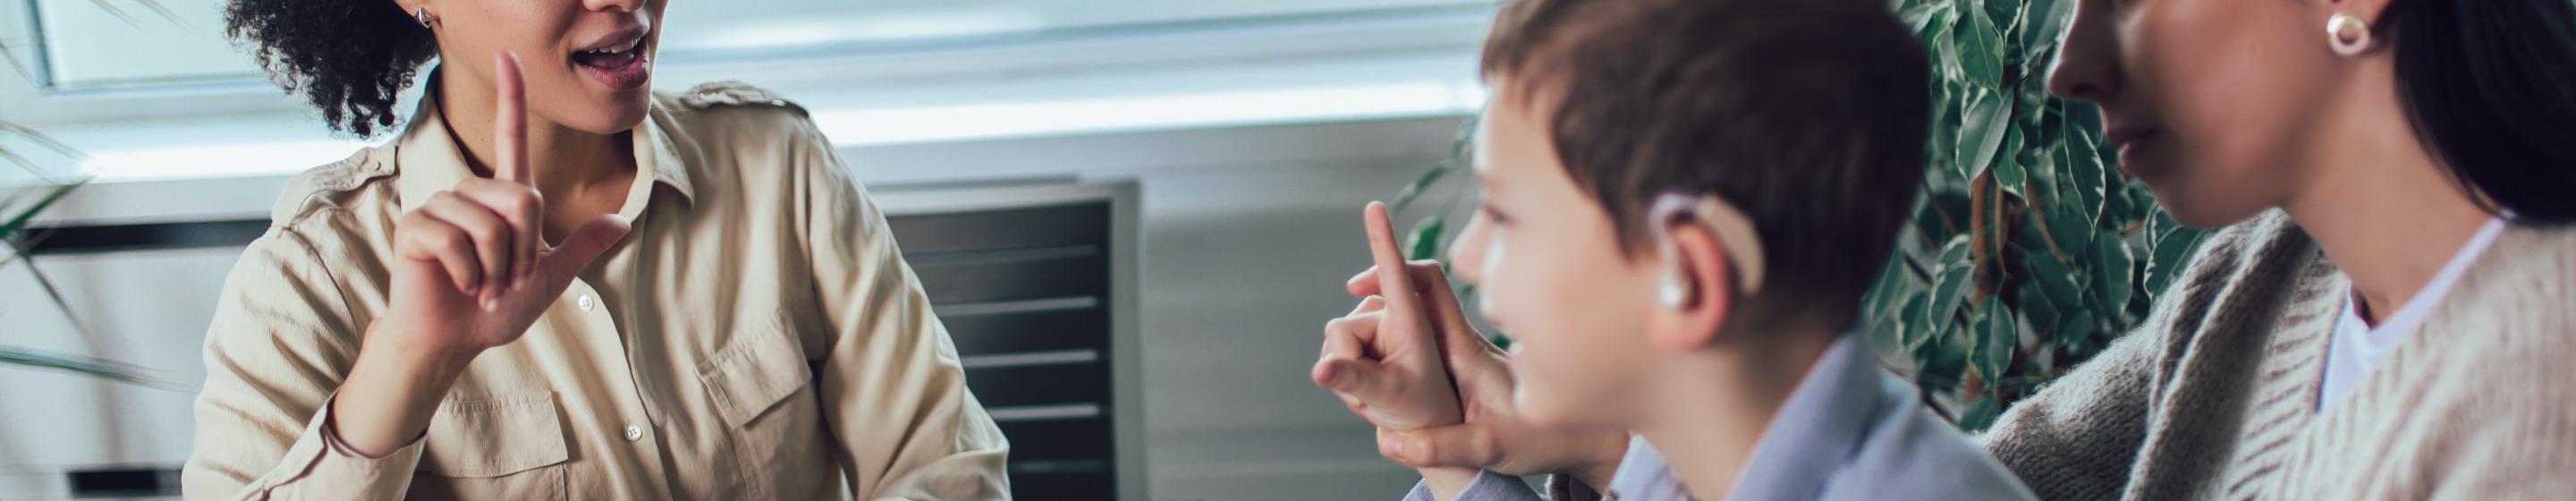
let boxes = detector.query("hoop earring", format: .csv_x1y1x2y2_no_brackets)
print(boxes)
415,7,436,30
2327,13,2371,56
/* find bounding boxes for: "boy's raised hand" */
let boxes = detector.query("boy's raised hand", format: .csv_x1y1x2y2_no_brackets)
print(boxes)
1311,202,1465,430
1341,258,1631,490
1324,205,1630,490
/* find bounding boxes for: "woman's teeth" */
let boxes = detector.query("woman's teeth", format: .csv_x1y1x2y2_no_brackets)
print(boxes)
583,38,641,55
573,38,643,68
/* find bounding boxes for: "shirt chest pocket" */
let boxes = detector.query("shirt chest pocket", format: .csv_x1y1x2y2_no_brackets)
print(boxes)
411,392,571,500
696,318,827,497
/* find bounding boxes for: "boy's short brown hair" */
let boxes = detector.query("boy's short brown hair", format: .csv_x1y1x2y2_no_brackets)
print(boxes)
1482,0,1930,329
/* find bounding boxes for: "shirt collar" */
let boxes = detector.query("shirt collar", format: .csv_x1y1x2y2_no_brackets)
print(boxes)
389,70,696,213
1722,328,1883,501
1606,324,1883,501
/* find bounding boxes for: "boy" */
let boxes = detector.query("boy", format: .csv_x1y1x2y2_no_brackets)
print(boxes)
1309,0,2036,499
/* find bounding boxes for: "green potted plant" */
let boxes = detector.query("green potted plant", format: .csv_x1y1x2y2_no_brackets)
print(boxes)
0,123,156,385
0,3,180,385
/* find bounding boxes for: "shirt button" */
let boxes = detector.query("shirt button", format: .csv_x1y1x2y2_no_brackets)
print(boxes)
578,293,596,311
623,425,643,441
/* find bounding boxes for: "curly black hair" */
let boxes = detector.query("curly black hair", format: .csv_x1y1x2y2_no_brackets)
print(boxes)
225,0,439,137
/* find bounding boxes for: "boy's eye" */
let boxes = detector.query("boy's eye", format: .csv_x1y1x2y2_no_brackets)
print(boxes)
1479,204,1512,225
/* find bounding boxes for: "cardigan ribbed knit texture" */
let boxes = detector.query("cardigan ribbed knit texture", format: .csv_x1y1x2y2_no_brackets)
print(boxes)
1979,210,2576,499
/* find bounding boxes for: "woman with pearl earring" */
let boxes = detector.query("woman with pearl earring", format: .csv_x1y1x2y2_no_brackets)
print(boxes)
1980,0,2576,497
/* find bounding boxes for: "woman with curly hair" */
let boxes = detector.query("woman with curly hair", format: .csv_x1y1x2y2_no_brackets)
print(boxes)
178,1,1008,498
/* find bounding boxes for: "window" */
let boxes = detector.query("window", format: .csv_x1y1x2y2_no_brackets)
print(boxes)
27,0,1483,90
6,0,1493,182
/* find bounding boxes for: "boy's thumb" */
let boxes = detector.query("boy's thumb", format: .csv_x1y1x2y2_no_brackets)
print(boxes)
1379,425,1489,470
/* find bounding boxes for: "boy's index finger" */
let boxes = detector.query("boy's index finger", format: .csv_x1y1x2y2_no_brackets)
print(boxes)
1363,202,1426,333
493,51,530,185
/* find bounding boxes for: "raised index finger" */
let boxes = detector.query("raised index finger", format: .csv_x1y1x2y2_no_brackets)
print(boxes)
493,51,530,185
1363,202,1428,339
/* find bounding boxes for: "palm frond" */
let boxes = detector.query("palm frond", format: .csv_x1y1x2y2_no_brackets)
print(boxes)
0,347,168,388
0,36,44,84
0,0,177,389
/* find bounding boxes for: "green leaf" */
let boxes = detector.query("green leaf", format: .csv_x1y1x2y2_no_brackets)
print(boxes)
2042,202,2094,259
2015,281,2063,337
6,240,88,335
2021,115,2059,200
1403,216,1445,261
1984,0,2024,40
1971,297,2016,384
0,347,164,387
2062,105,2108,222
2057,310,2098,352
1931,7,1962,82
1864,253,1916,318
1914,319,1969,391
1902,1,1950,36
2089,231,2136,312
1901,293,1934,352
1915,188,1974,243
1869,313,1909,365
1953,1,2006,89
1959,393,2004,431
1,180,86,238
2024,243,2085,301
1451,113,1481,159
1926,235,1976,335
2023,0,2073,58
1388,163,1451,214
1958,90,2013,179
1992,126,2028,195
2145,225,2208,300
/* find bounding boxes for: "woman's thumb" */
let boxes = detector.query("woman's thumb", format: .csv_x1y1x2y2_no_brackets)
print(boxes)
540,214,632,280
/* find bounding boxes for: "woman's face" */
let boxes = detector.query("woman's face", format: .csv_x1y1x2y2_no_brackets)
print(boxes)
424,0,667,134
2047,0,2344,226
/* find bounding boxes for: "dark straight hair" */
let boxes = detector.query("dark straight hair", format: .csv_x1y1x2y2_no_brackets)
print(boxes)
2387,0,2576,224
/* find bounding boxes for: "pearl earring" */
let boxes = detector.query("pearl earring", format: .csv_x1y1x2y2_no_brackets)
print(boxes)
2327,13,2371,56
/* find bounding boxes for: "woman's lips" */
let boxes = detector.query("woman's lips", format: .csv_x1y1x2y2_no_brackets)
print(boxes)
572,38,651,90
2103,125,2161,175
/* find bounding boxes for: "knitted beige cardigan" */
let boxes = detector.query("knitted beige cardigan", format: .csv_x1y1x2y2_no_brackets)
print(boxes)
1979,210,2576,499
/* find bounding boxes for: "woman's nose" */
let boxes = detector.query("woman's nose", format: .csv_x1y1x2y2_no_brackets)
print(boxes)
2046,0,2120,103
586,0,645,13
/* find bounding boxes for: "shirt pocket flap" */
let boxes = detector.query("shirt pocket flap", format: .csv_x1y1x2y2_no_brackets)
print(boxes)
696,319,813,428
419,392,571,478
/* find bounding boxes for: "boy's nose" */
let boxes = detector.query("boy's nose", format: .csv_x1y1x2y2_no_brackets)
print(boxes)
1448,216,1491,285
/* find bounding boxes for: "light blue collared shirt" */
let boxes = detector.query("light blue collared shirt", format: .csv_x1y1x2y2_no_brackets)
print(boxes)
1404,329,2033,501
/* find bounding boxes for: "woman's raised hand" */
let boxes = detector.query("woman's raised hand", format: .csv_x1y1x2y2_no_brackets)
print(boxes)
382,52,631,356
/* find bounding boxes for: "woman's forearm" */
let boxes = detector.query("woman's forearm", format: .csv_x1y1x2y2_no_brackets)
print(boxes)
329,321,479,457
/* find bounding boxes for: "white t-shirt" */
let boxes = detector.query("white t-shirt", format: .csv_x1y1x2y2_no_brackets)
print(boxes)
2317,217,2507,411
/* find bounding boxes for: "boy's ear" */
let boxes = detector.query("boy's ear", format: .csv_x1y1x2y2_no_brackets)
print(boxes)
1648,222,1736,351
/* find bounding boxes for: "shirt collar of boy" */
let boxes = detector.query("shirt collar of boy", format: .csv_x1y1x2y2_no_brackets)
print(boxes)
1608,326,1877,501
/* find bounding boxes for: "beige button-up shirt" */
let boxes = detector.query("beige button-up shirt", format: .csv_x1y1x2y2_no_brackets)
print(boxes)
180,81,1010,499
